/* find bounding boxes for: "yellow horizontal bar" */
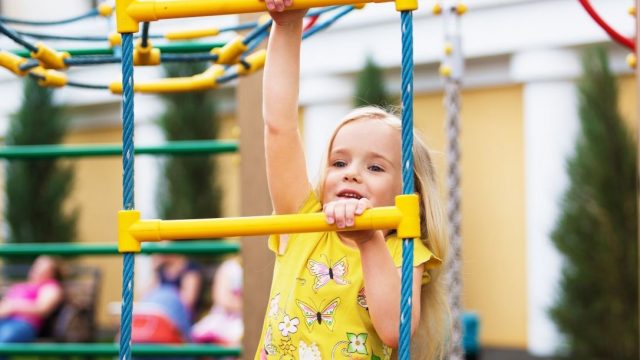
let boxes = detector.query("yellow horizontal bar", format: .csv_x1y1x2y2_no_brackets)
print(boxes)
130,206,402,241
124,194,421,242
117,0,393,32
109,65,224,93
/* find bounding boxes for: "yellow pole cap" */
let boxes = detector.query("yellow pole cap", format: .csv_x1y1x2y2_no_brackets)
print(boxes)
98,3,115,17
439,64,452,77
456,2,468,15
109,32,122,47
629,6,636,16
118,210,142,253
432,3,442,15
444,42,453,55
31,67,68,87
0,50,29,76
353,3,366,9
626,53,637,69
31,42,70,69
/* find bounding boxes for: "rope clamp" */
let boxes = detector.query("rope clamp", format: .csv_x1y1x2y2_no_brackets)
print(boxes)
133,39,161,66
236,49,266,76
118,210,142,253
0,50,29,76
31,42,70,70
30,67,68,87
211,36,248,65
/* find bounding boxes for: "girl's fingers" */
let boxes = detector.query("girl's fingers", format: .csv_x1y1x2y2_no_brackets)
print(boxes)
323,203,335,225
354,198,368,215
334,202,346,228
344,200,357,227
284,0,292,6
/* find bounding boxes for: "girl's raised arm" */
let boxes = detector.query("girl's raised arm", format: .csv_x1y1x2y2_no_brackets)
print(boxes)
262,8,312,214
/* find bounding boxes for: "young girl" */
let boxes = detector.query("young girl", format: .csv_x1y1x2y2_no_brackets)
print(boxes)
257,3,449,359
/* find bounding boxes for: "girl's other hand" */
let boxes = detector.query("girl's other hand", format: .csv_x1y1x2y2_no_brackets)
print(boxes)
324,198,379,245
323,198,372,228
266,0,307,25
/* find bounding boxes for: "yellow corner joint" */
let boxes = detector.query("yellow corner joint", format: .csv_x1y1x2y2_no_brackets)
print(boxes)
30,67,68,87
31,42,70,70
395,0,418,11
165,28,221,41
118,210,142,253
133,39,161,66
0,50,29,76
212,36,248,65
236,49,266,76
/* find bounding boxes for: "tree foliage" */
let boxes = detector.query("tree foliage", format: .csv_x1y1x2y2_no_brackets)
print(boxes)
354,56,391,108
157,62,221,220
550,47,638,359
5,78,77,250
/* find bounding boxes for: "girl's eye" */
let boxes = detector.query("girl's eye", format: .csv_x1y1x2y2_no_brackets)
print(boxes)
369,164,384,172
332,160,347,168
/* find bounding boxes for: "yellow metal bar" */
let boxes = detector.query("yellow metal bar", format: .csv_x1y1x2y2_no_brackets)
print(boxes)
109,65,224,93
165,28,221,41
117,0,395,33
124,194,420,242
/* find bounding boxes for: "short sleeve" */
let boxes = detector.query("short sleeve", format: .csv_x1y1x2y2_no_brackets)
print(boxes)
267,190,323,254
386,236,442,284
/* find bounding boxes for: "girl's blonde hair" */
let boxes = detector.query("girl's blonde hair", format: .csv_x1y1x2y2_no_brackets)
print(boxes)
316,106,450,360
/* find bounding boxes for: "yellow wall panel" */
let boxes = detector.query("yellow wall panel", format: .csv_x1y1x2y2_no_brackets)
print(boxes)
415,84,527,348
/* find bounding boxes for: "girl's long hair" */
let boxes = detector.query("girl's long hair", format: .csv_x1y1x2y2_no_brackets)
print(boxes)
316,106,450,360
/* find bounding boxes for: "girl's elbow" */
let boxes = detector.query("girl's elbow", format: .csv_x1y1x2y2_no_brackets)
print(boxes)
379,331,399,349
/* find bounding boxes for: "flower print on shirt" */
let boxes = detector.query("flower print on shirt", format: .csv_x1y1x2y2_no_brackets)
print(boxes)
278,314,300,337
269,293,281,318
307,256,349,292
346,333,368,355
299,340,322,360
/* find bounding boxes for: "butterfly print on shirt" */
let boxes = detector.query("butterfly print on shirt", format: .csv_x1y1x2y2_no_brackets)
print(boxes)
307,256,349,291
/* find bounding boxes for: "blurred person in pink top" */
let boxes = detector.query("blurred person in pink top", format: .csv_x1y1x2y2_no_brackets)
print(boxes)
0,255,63,343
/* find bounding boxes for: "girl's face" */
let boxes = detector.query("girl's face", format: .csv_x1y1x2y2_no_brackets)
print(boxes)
322,119,403,207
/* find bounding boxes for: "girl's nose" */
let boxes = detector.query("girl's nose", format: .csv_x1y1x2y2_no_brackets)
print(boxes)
342,170,362,183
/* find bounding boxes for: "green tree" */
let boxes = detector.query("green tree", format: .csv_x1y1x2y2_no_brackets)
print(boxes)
5,78,77,250
157,62,221,220
353,56,391,108
550,47,638,359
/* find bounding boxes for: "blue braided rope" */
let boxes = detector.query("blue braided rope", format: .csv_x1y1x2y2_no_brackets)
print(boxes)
119,33,135,360
302,6,354,40
0,22,38,53
243,19,272,45
399,11,414,360
0,9,99,26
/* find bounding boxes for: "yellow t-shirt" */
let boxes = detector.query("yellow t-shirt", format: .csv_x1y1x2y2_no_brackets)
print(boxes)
255,192,441,360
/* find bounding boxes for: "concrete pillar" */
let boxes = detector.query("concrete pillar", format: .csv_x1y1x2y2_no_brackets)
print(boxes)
510,49,581,356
